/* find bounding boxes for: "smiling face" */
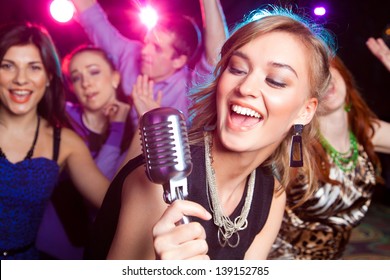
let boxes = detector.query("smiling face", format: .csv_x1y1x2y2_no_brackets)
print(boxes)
216,31,317,153
0,44,49,115
69,50,120,112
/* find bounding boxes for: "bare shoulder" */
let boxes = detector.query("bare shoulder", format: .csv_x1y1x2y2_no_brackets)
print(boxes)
60,127,85,144
122,165,164,203
59,127,90,152
55,126,91,165
108,164,166,259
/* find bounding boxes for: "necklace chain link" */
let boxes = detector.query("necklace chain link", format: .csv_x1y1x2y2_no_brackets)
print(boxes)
319,131,358,172
0,116,40,160
204,133,255,248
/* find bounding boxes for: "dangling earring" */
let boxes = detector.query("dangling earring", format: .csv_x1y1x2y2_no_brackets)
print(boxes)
290,124,303,167
344,103,351,112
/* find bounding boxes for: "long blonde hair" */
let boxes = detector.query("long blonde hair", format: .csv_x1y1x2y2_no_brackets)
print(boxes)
189,6,335,193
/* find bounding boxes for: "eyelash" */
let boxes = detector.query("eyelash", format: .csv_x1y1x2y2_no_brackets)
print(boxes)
31,65,42,71
228,66,246,75
90,70,100,76
0,62,13,70
0,63,42,72
266,78,286,88
228,67,287,88
71,76,80,83
71,69,101,83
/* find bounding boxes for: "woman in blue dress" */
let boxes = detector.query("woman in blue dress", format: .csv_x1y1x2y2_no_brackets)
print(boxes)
0,22,109,259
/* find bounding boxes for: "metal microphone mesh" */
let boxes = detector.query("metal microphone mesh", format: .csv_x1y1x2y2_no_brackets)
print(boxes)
139,107,192,185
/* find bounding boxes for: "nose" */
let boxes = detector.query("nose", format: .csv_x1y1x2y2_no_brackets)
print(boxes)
80,76,91,89
12,68,28,86
237,74,262,98
141,42,153,56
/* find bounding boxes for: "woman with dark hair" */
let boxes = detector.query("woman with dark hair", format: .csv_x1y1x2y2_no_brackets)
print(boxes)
0,22,109,260
269,55,390,260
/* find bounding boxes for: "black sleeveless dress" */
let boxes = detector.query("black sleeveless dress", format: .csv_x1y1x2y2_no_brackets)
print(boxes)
84,145,275,260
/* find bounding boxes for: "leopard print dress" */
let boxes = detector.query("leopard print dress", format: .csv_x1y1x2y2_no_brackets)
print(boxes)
268,144,376,260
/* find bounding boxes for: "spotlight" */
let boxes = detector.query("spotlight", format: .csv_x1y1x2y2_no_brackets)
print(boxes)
313,6,327,16
139,6,158,30
50,0,75,23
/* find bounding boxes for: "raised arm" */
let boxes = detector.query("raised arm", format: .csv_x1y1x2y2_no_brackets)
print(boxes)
200,0,229,65
372,120,390,154
70,0,141,74
366,37,390,72
71,0,96,12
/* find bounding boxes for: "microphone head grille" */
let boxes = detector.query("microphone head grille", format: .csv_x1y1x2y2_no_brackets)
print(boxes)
140,107,192,184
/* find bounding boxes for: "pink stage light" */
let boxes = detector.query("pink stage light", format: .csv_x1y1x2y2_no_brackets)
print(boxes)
139,6,158,30
50,0,75,23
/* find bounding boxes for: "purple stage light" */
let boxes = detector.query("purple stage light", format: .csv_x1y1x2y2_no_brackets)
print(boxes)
50,0,75,23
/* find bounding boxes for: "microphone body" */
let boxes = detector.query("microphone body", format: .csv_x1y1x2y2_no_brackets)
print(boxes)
139,107,192,224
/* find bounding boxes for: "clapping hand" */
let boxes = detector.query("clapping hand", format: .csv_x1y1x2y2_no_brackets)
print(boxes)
132,74,162,118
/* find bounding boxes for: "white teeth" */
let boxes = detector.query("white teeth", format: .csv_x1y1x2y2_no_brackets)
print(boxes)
231,104,261,118
11,90,30,96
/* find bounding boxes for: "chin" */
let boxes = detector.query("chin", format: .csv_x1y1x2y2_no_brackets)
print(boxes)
218,129,250,153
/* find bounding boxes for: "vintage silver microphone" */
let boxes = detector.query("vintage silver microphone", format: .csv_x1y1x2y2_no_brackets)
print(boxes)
139,107,192,224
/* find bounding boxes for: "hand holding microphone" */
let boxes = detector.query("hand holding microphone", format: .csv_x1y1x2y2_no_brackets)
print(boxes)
140,107,212,259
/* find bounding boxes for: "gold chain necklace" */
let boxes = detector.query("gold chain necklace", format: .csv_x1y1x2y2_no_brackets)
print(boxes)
204,133,255,248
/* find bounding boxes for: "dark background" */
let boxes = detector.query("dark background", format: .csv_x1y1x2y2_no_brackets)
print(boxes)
1,0,389,175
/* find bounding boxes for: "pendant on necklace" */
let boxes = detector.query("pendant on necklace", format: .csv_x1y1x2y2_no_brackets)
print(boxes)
217,227,240,248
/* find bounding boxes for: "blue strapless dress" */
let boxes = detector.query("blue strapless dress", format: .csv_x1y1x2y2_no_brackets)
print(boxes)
0,157,59,259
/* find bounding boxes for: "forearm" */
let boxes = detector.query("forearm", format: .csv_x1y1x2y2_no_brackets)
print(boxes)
372,120,390,154
94,122,126,179
74,0,141,70
71,0,96,13
200,0,228,65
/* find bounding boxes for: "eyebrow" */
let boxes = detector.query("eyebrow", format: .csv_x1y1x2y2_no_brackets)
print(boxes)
271,62,298,78
231,50,249,61
2,58,43,65
231,50,298,78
